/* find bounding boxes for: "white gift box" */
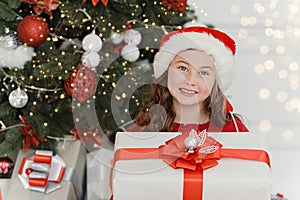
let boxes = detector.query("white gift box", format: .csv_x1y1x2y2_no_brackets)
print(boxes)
0,179,10,200
87,148,114,200
112,132,271,200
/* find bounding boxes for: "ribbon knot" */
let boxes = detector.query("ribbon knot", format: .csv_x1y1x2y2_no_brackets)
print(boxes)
158,130,223,171
18,150,66,194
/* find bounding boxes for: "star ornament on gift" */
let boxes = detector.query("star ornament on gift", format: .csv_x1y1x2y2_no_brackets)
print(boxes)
159,129,223,171
18,150,66,194
184,129,220,154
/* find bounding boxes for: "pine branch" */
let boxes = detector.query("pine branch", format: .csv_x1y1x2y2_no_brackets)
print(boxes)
0,1,21,21
0,0,197,152
7,0,21,9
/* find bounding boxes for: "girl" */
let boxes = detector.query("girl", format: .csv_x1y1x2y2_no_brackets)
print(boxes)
110,27,249,200
129,26,248,133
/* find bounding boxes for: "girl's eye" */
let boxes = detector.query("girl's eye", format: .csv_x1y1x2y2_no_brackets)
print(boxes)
178,66,188,71
199,71,209,76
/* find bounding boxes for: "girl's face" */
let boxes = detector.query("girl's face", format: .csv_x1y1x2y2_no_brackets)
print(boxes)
167,50,216,106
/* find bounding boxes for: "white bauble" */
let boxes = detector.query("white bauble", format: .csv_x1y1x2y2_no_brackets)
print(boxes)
82,32,103,52
121,44,140,62
81,51,100,67
8,88,28,108
111,32,124,45
123,29,142,46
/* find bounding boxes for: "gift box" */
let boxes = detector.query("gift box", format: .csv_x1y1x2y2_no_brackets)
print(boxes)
87,148,114,200
5,140,86,200
112,132,271,200
0,179,10,200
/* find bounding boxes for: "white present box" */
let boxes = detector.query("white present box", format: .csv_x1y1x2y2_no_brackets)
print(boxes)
0,179,10,200
87,148,114,200
5,140,86,200
112,132,271,200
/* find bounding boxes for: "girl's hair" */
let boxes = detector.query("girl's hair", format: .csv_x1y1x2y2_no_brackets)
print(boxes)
134,69,241,131
134,71,174,131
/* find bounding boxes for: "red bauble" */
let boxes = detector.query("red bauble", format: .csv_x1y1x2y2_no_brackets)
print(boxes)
17,15,49,47
162,0,187,13
64,64,98,103
0,157,14,178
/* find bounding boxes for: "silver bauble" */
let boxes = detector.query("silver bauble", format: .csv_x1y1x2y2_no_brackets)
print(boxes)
8,88,28,108
0,28,18,49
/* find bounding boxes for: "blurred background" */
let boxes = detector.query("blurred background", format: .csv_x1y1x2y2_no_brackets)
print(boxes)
0,0,299,199
187,0,300,199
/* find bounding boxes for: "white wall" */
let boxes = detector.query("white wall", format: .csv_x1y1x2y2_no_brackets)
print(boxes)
188,0,300,199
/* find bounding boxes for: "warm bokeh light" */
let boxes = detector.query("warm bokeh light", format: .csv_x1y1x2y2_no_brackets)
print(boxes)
259,120,271,132
259,88,270,100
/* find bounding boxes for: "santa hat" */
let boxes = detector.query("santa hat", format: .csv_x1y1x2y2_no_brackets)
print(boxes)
153,26,236,92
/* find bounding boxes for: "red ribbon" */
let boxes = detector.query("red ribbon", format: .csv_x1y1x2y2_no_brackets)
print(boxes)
30,154,52,187
29,178,48,187
113,133,271,200
33,154,52,164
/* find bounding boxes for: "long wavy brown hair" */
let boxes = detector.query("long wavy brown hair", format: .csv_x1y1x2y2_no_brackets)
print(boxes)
134,69,239,132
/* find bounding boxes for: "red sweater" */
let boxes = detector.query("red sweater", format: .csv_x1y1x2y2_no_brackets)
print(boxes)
128,119,249,133
172,120,249,132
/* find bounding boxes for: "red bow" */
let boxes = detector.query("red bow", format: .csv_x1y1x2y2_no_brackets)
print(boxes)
159,131,222,171
70,126,102,147
21,0,60,16
82,0,108,6
19,115,46,151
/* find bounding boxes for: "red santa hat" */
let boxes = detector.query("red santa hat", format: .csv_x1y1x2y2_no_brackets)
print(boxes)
153,26,236,92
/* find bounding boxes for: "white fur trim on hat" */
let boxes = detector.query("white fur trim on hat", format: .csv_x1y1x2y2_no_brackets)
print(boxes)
153,32,236,92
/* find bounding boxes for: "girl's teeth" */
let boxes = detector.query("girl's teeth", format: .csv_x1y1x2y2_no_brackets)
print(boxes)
180,88,196,94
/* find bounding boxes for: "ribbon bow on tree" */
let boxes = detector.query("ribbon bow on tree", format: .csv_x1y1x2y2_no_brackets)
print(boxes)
21,0,61,16
19,115,46,151
159,129,223,171
82,0,108,6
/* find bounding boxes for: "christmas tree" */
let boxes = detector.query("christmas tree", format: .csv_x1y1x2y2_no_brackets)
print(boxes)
0,0,196,155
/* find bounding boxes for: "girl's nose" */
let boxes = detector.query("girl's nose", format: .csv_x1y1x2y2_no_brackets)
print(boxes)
185,72,197,86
